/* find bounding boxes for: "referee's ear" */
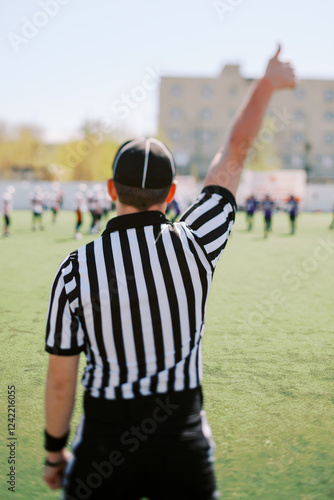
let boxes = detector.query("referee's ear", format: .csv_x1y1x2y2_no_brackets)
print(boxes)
165,181,177,203
107,178,118,201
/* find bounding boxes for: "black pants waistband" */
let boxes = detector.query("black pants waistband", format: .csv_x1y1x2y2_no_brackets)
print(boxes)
84,387,203,425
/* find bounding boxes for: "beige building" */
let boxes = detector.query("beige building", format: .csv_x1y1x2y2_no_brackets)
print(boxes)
159,65,334,181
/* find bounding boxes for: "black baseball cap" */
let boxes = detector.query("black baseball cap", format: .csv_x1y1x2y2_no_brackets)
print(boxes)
112,137,175,189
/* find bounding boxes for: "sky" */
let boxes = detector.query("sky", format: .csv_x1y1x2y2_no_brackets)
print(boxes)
1,0,334,142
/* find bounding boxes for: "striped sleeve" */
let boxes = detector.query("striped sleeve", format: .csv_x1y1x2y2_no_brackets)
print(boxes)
45,255,85,356
179,185,236,269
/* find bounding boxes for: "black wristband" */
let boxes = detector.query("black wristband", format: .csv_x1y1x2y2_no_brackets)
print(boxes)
44,458,65,467
44,429,70,452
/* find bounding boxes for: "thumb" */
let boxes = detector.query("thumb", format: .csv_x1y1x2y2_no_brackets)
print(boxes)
273,43,281,59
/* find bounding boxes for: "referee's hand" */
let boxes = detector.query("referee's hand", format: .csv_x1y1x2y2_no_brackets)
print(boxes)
43,449,72,490
264,44,297,90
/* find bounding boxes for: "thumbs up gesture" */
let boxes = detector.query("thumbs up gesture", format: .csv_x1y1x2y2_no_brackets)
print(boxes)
264,45,297,90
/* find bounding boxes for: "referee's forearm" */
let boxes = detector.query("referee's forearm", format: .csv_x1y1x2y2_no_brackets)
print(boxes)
44,354,80,444
45,378,76,438
204,77,274,194
228,77,274,161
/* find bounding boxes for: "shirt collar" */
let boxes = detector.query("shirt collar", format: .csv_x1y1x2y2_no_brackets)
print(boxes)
101,210,172,236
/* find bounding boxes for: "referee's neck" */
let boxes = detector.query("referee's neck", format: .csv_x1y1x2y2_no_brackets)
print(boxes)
116,202,167,217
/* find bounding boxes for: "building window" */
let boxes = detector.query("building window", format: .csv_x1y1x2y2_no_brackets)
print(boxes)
293,132,304,143
291,154,304,167
324,111,334,121
174,152,190,168
170,85,182,97
294,88,305,100
324,89,334,101
324,133,334,144
170,130,181,142
199,130,212,143
200,108,212,121
322,155,334,168
170,108,183,120
201,86,213,97
294,110,305,121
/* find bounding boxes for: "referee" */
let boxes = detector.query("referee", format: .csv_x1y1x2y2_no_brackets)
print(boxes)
43,47,296,499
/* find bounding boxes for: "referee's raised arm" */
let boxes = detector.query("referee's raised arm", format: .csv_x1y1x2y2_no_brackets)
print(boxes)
203,45,297,197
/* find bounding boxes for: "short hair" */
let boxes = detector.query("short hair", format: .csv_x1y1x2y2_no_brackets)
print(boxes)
113,181,171,211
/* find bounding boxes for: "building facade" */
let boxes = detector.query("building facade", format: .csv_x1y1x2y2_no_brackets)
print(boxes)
159,65,334,181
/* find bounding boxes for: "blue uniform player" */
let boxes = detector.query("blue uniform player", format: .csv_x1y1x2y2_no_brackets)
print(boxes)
166,198,181,222
245,195,257,231
262,195,274,238
286,195,298,234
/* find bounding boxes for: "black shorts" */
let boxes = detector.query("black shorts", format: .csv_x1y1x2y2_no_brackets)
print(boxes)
63,389,218,500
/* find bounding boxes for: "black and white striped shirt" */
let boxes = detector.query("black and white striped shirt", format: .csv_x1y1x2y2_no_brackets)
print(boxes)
45,185,236,400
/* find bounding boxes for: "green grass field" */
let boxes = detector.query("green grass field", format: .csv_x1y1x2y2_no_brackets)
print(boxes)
1,209,334,500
